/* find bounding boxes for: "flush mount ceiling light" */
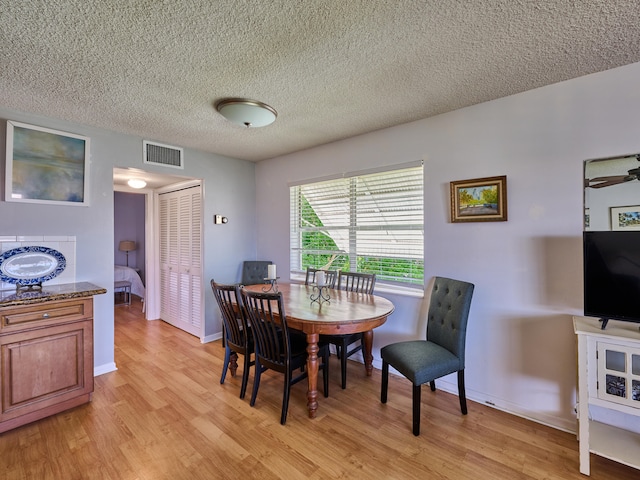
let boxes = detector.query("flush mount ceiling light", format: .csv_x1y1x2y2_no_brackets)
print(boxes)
127,178,147,189
215,98,277,128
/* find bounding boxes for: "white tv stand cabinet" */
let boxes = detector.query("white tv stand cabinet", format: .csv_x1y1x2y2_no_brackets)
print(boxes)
573,316,640,475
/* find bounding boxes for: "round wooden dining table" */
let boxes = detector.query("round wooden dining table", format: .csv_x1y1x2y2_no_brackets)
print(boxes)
243,282,395,418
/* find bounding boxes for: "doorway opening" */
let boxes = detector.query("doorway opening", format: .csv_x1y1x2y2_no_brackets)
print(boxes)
113,167,203,338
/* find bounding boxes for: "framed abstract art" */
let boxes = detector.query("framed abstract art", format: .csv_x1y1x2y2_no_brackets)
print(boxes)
5,120,90,206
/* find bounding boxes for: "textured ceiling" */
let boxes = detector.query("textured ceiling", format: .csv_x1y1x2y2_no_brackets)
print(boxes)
2,1,640,162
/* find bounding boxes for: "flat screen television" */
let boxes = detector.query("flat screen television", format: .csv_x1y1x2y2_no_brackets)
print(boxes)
584,230,640,329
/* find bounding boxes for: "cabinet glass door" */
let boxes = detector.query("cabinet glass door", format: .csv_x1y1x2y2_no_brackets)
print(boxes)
597,341,640,408
634,353,640,401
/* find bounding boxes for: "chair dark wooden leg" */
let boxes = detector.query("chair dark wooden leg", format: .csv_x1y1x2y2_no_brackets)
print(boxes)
239,351,251,399
250,363,262,407
322,348,329,398
413,383,421,436
458,369,468,415
220,345,231,384
381,361,389,403
429,380,436,391
281,371,292,425
340,338,348,389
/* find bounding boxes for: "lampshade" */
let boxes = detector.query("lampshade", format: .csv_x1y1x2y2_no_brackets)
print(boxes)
119,240,136,252
216,98,277,128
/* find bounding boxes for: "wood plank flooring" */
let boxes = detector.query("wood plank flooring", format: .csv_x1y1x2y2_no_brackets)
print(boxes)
0,297,637,479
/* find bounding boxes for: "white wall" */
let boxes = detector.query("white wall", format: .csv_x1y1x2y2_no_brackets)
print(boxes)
0,109,257,374
255,62,640,432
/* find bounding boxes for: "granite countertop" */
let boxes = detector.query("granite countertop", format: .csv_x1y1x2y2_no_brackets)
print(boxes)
0,282,107,307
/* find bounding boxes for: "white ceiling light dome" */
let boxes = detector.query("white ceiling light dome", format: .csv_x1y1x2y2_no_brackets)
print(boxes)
215,98,277,128
127,178,147,189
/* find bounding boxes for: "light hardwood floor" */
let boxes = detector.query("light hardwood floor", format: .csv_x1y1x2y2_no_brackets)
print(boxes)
0,297,637,479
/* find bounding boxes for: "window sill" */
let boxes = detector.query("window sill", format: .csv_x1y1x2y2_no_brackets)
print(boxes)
375,283,424,298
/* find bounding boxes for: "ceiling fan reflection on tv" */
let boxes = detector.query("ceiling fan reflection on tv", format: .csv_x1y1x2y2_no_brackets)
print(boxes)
586,154,640,189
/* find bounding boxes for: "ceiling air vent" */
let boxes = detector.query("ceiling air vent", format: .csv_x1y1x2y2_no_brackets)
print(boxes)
143,140,184,169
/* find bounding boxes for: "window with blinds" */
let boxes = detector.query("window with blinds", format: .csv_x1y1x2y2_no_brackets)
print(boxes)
290,164,424,288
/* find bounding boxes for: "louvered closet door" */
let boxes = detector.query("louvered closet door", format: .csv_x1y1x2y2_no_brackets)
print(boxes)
159,186,203,337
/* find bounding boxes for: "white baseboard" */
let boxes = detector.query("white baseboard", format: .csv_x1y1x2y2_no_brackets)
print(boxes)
359,352,577,433
202,332,223,343
94,362,117,377
380,363,576,434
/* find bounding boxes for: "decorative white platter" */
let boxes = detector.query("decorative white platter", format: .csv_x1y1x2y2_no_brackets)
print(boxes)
0,246,66,286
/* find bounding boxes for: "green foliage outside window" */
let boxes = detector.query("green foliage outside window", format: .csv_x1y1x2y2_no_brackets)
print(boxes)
300,196,424,284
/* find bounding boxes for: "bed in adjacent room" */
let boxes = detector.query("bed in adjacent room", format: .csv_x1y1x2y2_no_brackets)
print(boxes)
114,265,145,303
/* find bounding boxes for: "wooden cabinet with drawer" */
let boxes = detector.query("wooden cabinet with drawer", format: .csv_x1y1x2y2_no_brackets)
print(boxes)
0,297,94,433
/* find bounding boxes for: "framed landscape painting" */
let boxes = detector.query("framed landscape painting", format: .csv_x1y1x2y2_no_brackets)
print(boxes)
450,175,508,223
611,205,640,231
5,120,90,206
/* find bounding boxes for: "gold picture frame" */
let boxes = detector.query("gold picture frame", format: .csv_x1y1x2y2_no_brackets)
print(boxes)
450,175,507,223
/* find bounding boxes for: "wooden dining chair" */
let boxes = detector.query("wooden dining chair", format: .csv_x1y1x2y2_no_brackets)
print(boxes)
381,277,474,435
241,288,329,425
211,279,254,399
304,267,338,288
336,271,376,295
321,271,376,389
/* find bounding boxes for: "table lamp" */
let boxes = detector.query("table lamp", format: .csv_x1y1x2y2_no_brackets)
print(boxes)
119,240,136,267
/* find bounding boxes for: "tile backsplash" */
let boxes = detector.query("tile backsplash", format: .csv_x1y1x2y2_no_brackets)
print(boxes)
0,236,76,291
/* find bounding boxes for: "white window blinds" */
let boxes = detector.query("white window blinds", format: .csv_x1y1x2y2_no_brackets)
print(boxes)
290,164,424,286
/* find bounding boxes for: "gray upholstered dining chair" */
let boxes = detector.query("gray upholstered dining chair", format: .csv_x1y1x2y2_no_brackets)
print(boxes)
321,271,376,389
380,276,474,435
241,260,272,285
